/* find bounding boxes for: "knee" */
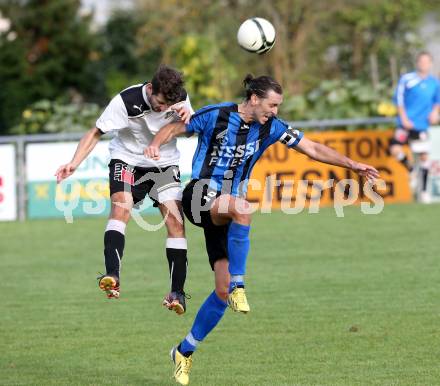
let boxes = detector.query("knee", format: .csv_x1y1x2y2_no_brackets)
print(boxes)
110,192,132,221
230,200,251,225
419,153,429,163
110,204,131,222
390,145,401,156
232,212,251,225
165,213,185,237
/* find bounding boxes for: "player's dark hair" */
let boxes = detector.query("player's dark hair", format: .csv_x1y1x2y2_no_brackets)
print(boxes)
243,74,282,101
151,64,186,104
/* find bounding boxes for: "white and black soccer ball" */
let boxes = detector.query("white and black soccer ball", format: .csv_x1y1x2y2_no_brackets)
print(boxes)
237,17,276,55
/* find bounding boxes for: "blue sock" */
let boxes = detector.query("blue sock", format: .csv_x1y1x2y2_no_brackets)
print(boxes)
227,222,250,290
179,291,227,355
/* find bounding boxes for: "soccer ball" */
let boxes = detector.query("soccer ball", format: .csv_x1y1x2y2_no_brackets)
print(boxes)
237,17,276,55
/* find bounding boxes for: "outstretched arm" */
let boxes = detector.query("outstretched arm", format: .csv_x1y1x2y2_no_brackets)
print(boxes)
295,136,379,181
429,104,440,125
144,122,187,160
398,105,414,129
54,127,102,183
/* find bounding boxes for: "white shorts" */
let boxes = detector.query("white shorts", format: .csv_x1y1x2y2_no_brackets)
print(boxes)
157,186,183,203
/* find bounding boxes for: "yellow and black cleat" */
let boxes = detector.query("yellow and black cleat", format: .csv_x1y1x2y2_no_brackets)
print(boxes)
97,275,120,299
228,286,250,313
170,346,192,385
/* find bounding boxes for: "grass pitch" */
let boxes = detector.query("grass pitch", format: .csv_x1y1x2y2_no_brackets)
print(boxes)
1,203,440,385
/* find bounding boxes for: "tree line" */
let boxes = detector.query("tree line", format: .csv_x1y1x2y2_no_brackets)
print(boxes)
0,0,438,134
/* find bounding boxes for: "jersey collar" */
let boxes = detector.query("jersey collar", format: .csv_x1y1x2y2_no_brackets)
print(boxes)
142,82,152,108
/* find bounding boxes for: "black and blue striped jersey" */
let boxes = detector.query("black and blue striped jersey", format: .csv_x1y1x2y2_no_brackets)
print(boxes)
185,102,303,196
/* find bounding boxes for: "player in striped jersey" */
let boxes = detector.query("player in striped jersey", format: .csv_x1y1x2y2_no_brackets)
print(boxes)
145,74,379,385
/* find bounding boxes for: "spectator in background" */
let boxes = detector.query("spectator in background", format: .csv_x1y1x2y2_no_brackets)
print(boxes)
390,51,440,203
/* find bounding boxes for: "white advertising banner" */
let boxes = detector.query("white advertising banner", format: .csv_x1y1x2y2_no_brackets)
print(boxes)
25,137,198,181
26,141,111,218
25,138,197,219
0,144,17,221
26,141,111,181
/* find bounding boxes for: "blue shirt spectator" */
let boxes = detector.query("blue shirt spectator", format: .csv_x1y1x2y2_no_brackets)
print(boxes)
393,53,440,131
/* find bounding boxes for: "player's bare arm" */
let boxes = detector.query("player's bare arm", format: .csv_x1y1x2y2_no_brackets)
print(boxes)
54,127,102,183
428,104,440,125
144,122,187,160
295,136,379,181
397,105,414,130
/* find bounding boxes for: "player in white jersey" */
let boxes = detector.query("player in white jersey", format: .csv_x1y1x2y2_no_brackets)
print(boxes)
55,65,194,314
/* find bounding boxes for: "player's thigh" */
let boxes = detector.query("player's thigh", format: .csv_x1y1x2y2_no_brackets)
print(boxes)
390,129,408,155
109,191,133,222
147,165,181,203
409,130,430,157
108,159,142,221
181,179,220,227
390,143,403,156
418,152,429,163
210,194,251,226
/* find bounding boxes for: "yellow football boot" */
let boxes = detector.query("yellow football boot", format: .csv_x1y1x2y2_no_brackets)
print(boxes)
228,286,250,313
170,346,193,385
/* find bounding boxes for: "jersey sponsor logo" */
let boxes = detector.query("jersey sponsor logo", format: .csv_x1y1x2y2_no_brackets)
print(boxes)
172,167,181,183
114,163,135,185
215,128,229,145
406,77,422,89
209,139,261,166
133,104,143,113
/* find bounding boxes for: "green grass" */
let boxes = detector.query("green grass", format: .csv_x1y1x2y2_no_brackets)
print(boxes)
1,203,440,385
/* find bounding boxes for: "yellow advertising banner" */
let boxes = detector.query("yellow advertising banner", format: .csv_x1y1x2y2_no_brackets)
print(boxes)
247,129,412,208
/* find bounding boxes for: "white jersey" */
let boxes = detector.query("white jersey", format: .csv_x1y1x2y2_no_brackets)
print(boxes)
96,83,194,168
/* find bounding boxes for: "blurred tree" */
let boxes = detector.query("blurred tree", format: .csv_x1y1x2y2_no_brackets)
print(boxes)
1,0,439,134
0,0,102,134
102,11,140,75
99,10,147,97
0,23,29,134
333,0,433,84
132,0,439,111
280,78,395,126
169,34,238,107
12,99,100,134
134,0,244,108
